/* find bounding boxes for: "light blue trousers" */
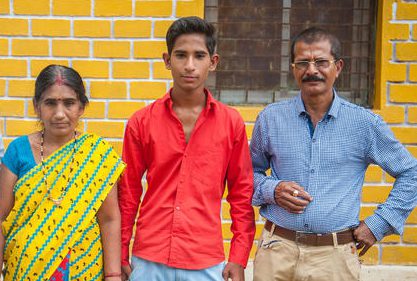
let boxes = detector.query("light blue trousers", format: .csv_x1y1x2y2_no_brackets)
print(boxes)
129,256,225,281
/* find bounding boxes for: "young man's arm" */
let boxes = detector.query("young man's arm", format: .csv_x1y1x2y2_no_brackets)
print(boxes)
223,117,255,280
118,117,147,279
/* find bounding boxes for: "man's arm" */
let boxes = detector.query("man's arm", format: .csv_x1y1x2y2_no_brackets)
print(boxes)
250,113,312,212
224,118,255,276
250,113,281,207
118,118,147,278
362,116,417,245
0,135,4,161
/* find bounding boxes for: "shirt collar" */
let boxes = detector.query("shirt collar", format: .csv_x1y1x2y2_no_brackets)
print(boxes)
327,91,341,118
295,88,341,119
164,88,217,111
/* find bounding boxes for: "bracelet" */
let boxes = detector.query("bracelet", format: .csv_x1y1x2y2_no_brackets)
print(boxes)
104,272,122,278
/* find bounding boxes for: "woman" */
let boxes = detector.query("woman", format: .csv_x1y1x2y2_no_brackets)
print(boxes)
0,65,125,280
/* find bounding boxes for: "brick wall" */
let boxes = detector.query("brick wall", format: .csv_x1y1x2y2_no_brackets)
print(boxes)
1,0,417,266
224,0,417,265
206,0,376,106
363,0,417,266
0,0,203,152
224,0,417,266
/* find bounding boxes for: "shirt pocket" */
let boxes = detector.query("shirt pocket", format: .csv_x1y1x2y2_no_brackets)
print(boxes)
189,148,224,201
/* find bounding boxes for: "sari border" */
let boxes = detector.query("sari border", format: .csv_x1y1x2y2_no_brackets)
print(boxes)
14,133,89,193
14,136,104,280
41,157,123,279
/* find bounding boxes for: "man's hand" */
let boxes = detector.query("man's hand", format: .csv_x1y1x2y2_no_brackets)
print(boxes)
121,264,132,281
353,221,377,256
274,181,313,213
222,262,244,281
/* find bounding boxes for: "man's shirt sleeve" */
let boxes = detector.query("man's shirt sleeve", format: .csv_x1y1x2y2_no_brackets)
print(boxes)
118,116,147,266
226,117,256,268
365,116,417,241
0,134,4,160
250,111,281,206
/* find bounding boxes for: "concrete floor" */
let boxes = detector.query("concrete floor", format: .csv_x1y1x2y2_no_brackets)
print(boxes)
2,263,416,280
244,262,417,281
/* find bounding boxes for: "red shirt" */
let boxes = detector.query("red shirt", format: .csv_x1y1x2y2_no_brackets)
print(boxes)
119,89,255,270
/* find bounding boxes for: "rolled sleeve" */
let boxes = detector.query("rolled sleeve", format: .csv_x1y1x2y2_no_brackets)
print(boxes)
364,214,395,241
253,173,280,205
0,134,4,160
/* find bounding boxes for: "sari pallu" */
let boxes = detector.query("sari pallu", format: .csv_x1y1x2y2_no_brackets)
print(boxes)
2,133,125,281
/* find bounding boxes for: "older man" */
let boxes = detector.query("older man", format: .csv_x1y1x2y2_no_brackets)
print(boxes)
250,27,417,281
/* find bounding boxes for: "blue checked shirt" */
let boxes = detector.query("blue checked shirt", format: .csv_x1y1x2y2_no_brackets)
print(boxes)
250,92,417,240
0,133,4,160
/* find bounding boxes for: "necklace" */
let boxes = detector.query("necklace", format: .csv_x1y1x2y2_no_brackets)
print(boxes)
40,130,77,205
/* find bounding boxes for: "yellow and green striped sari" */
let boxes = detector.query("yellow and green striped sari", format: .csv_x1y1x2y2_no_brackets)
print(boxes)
2,133,125,281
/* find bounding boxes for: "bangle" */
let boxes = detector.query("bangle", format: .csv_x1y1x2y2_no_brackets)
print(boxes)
104,272,122,278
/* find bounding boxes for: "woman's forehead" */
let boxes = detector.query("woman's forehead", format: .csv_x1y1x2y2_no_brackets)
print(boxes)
41,84,78,99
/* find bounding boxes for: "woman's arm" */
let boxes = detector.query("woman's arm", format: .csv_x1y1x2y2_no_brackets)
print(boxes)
0,164,18,275
97,184,122,281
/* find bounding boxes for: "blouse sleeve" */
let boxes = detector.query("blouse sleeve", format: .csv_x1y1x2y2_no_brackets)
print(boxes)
2,139,20,176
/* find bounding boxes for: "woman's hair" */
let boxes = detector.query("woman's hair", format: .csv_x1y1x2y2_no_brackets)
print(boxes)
33,64,89,108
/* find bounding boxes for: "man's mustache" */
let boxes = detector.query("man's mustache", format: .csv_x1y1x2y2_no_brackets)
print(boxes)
302,75,325,82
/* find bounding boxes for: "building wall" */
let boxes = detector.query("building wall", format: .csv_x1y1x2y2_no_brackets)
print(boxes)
363,0,417,265
0,0,417,266
206,0,376,106
0,0,203,151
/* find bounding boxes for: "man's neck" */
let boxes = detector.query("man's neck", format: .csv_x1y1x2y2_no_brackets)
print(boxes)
171,87,206,109
170,87,207,143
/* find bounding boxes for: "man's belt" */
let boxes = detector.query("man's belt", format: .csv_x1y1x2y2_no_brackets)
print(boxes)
265,220,355,246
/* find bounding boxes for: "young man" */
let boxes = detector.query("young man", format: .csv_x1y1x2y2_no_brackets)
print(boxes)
250,27,417,281
119,17,255,281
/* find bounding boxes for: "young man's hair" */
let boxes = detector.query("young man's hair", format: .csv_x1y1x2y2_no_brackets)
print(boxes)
290,27,342,62
166,16,217,56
